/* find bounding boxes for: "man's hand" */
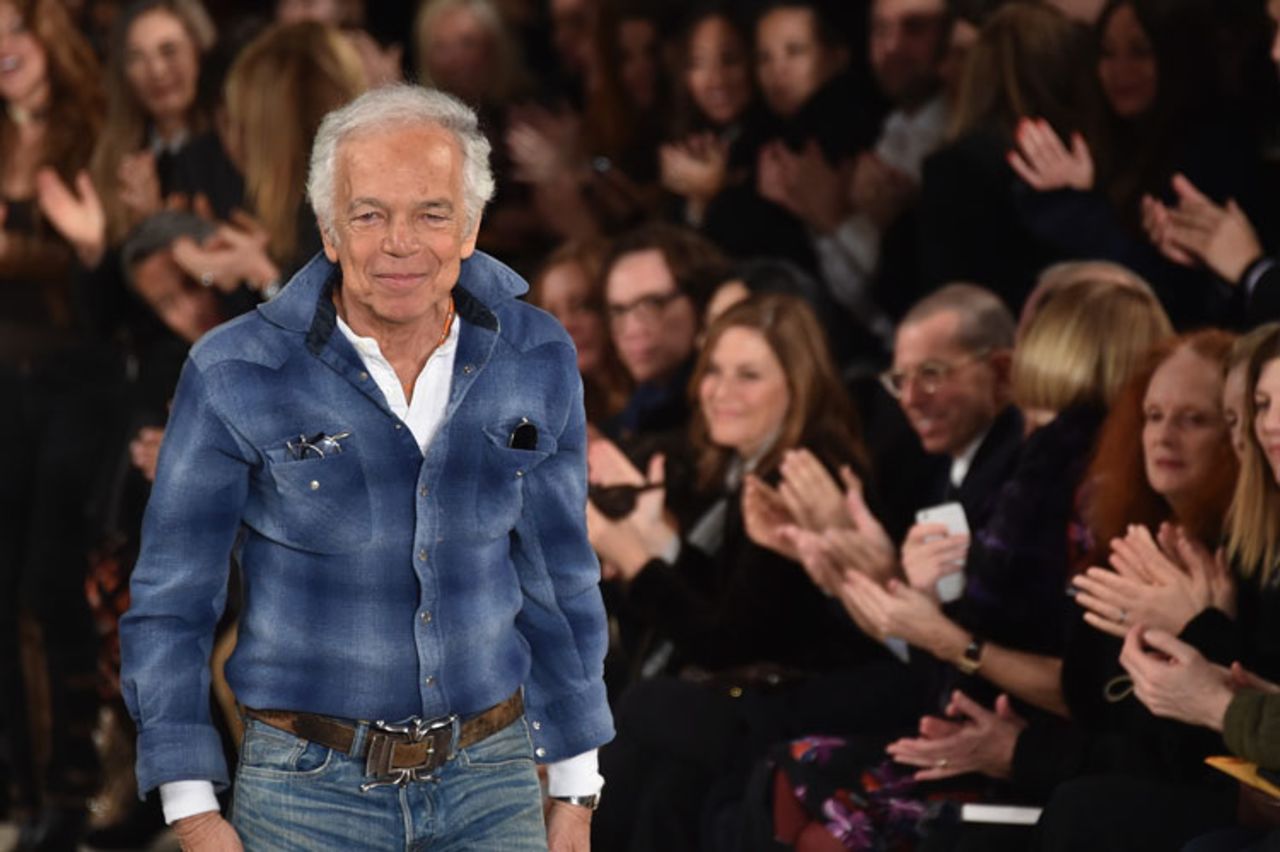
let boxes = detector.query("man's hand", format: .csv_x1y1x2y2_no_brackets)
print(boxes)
546,799,592,852
901,522,969,595
173,812,243,852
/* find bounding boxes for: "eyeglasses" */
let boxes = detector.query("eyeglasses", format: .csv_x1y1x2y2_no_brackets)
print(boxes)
607,290,686,326
879,349,990,399
285,431,351,460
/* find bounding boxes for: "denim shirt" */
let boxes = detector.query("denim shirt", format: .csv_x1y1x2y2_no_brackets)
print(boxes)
120,251,614,796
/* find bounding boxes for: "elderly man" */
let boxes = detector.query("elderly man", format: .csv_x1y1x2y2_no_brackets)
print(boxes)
884,283,1023,531
119,86,612,850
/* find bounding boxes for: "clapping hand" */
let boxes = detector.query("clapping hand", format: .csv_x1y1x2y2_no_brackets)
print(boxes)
837,571,948,647
742,474,800,561
776,450,853,532
886,691,1026,781
659,132,729,204
1119,626,1236,731
118,150,163,224
1141,173,1263,283
507,105,580,185
850,152,917,230
585,438,673,580
35,168,107,268
170,211,280,295
1072,523,1230,638
757,140,852,233
1007,118,1094,192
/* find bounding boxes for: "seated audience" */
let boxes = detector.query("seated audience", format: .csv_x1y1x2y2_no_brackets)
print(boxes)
1033,325,1280,851
754,277,1172,850
748,283,1023,548
587,292,879,852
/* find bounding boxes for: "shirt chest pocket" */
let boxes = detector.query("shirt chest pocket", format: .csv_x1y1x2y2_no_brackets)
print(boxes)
469,422,555,539
261,450,374,553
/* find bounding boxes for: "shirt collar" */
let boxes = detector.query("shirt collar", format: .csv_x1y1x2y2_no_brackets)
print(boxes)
949,427,988,489
257,250,528,341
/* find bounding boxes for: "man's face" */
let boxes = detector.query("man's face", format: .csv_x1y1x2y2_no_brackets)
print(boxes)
605,248,698,385
131,249,223,344
891,310,1003,456
323,124,478,334
868,0,946,105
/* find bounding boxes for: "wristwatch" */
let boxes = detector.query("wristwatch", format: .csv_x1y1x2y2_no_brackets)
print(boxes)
551,794,600,811
955,636,985,675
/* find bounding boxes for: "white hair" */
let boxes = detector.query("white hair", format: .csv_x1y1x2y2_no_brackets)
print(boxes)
306,84,495,240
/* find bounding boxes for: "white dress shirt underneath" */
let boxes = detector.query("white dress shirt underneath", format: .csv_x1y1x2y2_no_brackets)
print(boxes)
158,311,601,824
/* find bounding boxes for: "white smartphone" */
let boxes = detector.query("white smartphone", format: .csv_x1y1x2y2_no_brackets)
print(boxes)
915,501,970,602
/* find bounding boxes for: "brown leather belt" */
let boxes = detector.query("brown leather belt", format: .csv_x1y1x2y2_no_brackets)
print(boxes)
243,691,523,789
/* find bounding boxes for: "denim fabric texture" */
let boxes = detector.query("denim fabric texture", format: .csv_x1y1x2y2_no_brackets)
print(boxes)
230,718,547,851
120,251,613,795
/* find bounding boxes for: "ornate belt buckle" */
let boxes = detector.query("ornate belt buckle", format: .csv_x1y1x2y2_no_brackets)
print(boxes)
360,715,458,792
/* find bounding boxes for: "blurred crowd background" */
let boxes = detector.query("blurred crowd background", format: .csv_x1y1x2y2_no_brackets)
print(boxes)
7,0,1280,849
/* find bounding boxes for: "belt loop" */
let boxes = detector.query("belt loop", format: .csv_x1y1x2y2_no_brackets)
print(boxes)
449,715,461,756
349,720,369,757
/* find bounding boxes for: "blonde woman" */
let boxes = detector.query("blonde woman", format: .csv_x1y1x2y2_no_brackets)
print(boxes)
172,21,367,291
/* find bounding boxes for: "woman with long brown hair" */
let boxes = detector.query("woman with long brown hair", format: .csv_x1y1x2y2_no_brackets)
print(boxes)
0,1,107,846
586,292,877,851
89,0,216,245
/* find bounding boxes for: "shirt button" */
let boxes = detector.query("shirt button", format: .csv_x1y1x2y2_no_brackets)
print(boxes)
420,611,432,625
417,548,428,562
394,423,403,430
462,364,474,374
535,747,546,758
531,720,542,731
309,480,320,491
515,470,524,478
419,486,429,497
358,371,369,381
424,675,436,686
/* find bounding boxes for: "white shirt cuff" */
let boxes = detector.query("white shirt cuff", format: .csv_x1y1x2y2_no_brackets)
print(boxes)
546,749,604,797
160,780,220,824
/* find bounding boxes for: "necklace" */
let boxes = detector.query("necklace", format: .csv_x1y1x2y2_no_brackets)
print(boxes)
436,296,455,350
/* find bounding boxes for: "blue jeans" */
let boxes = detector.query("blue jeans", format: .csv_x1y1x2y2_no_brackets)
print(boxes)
230,716,547,850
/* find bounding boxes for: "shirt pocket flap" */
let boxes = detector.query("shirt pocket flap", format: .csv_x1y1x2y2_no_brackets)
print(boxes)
261,450,373,553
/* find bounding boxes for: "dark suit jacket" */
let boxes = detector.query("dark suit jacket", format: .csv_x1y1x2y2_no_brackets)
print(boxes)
921,403,1025,535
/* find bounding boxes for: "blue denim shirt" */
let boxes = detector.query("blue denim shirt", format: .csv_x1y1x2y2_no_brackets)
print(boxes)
120,251,614,796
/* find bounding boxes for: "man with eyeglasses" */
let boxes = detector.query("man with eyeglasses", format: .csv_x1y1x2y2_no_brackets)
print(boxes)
881,283,1023,532
600,223,730,443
